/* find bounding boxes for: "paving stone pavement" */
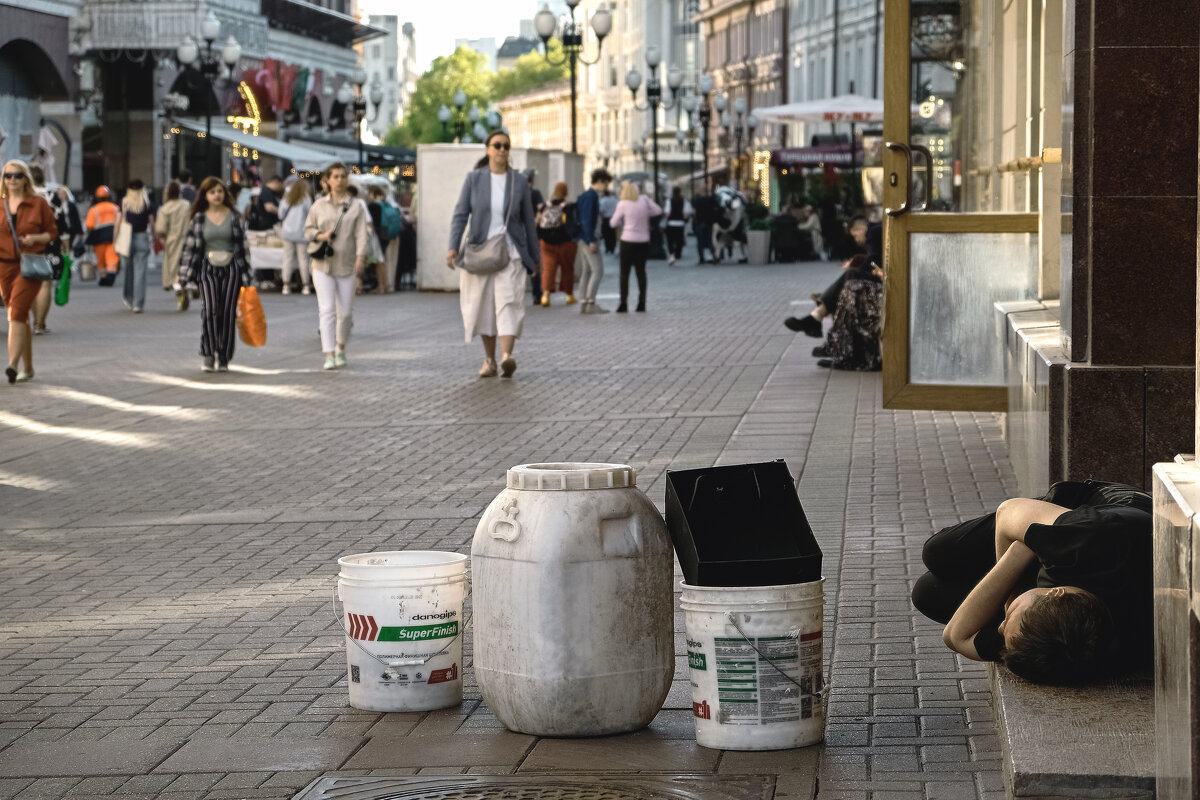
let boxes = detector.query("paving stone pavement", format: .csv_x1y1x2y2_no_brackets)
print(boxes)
0,251,1013,799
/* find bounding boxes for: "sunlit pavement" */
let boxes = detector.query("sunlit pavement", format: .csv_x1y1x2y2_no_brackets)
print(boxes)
0,252,1011,800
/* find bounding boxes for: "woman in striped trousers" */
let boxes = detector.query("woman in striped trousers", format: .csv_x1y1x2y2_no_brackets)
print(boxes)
178,177,253,372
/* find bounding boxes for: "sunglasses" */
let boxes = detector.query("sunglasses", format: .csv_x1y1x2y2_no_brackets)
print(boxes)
490,142,511,151
2,173,23,180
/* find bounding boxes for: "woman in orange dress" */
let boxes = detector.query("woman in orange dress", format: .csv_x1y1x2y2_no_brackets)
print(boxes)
0,160,58,383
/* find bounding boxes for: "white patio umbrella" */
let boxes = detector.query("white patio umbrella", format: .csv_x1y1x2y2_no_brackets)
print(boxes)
752,94,884,124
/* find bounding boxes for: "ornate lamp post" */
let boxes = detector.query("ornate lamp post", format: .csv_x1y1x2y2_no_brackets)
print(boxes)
175,10,241,174
338,68,383,171
677,125,698,199
534,0,611,154
625,45,682,205
695,75,715,190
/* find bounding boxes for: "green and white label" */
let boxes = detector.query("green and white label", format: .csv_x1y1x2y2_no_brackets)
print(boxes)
377,621,459,642
688,651,707,670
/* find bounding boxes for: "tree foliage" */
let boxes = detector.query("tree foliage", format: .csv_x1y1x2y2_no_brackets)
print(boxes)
491,39,570,101
383,41,571,147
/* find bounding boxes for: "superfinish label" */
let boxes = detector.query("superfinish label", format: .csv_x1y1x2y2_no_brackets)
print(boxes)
714,632,822,725
376,621,459,642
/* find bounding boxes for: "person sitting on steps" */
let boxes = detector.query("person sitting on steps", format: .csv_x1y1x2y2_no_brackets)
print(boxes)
784,214,872,338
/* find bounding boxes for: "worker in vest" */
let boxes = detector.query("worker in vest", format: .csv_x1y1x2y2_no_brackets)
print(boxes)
85,185,120,286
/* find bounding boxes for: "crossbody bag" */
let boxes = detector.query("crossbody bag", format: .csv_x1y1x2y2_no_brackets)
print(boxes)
457,172,515,275
4,207,53,282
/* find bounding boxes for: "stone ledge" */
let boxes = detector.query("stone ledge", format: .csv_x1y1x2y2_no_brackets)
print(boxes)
989,663,1154,799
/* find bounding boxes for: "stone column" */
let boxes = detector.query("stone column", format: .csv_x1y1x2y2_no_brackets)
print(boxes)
1058,0,1198,487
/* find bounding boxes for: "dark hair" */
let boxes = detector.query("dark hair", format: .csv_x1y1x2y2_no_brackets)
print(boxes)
590,168,612,185
848,213,868,229
1002,590,1115,685
475,130,510,168
269,175,283,185
671,186,683,201
178,170,192,184
227,182,242,199
166,181,181,201
128,178,144,191
367,185,385,199
347,185,359,197
324,162,349,182
191,176,234,217
29,165,45,185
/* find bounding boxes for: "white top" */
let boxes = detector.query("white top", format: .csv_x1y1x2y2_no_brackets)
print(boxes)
487,171,519,258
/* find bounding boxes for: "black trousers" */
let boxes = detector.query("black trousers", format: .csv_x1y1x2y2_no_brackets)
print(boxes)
199,262,241,363
601,218,617,253
665,226,685,259
619,241,648,307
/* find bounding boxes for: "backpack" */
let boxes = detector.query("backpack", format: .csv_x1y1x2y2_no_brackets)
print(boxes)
247,199,272,231
379,202,403,239
537,201,579,244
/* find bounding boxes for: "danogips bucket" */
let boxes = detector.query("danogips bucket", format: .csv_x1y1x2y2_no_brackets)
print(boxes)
335,551,469,712
680,579,827,750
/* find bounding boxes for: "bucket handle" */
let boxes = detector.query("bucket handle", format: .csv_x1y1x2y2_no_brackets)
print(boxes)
726,612,830,703
331,579,472,679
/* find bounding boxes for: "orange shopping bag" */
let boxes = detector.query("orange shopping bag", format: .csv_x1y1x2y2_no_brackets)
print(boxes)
237,286,267,347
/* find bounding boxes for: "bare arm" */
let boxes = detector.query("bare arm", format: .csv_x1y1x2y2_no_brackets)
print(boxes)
943,542,1037,660
994,498,1069,560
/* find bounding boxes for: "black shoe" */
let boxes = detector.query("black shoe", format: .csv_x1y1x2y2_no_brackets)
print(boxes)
636,299,645,312
817,358,833,368
784,314,823,338
616,303,628,313
812,345,829,358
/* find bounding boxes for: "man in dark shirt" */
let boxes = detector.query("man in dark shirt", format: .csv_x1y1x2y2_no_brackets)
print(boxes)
177,170,196,203
912,481,1152,685
250,175,283,230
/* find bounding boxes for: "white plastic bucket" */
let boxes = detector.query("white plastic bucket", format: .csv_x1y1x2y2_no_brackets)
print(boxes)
336,551,469,712
680,579,826,750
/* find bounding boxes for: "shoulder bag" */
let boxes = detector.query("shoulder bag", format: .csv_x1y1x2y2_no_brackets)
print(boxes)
308,201,348,260
457,172,514,275
5,207,53,282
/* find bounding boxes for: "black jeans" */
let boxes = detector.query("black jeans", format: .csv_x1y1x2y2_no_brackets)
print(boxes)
619,240,648,307
665,226,685,259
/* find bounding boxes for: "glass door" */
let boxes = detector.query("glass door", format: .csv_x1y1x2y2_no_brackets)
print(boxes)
881,0,1043,411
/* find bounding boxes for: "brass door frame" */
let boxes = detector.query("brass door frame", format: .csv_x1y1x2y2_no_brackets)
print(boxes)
881,0,1041,412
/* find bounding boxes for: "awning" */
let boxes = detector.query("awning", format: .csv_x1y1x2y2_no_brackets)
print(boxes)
262,0,389,46
176,119,341,171
754,94,884,124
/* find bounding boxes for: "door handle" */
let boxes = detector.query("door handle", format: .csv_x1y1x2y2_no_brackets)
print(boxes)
884,141,912,217
911,145,933,211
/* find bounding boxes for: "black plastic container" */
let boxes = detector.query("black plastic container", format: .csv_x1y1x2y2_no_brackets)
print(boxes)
665,460,822,587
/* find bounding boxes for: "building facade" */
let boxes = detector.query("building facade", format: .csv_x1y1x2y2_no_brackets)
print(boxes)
494,80,573,152
360,16,417,140
0,0,80,187
60,0,382,191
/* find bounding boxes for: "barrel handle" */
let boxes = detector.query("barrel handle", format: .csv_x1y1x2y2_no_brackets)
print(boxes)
726,612,830,703
331,578,472,679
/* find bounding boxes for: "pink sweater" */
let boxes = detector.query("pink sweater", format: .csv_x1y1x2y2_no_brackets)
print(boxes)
610,196,663,243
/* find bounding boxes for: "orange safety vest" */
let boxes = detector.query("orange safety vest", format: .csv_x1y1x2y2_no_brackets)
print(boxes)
85,200,118,232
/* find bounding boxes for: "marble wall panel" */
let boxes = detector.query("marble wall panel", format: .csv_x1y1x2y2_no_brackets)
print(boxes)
1063,364,1144,486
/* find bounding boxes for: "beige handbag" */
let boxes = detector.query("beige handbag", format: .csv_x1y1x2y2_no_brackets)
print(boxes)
457,173,514,275
113,219,132,258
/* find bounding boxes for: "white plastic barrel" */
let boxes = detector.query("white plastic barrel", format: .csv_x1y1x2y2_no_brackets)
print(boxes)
336,551,469,712
472,462,675,737
680,579,826,750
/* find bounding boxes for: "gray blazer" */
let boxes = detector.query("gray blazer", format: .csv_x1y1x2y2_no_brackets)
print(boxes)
448,167,540,273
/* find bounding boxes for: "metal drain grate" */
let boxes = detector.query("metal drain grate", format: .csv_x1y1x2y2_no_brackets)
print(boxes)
292,774,775,800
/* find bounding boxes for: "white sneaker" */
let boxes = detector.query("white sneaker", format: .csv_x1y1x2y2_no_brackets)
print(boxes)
302,286,311,295
323,355,337,370
282,285,291,295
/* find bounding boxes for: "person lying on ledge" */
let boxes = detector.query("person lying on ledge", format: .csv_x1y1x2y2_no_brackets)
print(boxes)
912,480,1152,685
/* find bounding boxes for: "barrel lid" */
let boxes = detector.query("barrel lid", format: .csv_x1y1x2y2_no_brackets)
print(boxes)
506,462,636,491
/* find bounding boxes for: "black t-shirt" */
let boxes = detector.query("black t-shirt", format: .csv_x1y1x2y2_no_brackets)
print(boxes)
972,504,1152,666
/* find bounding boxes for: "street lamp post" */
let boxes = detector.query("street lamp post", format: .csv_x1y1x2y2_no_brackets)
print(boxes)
695,75,714,190
176,10,240,175
534,0,611,153
339,68,383,172
677,127,697,200
625,45,682,206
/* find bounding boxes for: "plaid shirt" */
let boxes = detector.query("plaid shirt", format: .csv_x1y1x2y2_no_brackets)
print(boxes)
178,209,252,286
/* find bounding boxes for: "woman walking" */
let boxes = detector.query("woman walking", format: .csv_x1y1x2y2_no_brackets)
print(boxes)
278,179,312,295
178,177,253,372
609,181,661,312
304,163,369,370
663,186,692,266
116,179,155,313
536,181,577,307
0,160,57,383
155,181,192,310
446,129,539,378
